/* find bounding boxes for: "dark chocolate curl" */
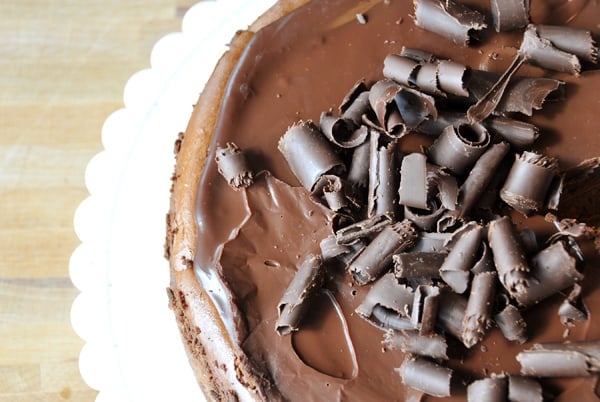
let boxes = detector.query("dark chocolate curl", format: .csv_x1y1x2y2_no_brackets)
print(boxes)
404,201,446,231
335,214,392,246
439,222,483,294
500,152,558,216
536,25,598,63
276,254,325,335
356,272,415,329
350,220,418,285
400,47,437,63
467,375,507,402
412,231,452,252
507,376,543,402
556,157,600,226
393,252,445,281
215,142,254,190
494,293,527,344
427,123,490,175
462,271,497,348
520,24,581,75
399,153,428,209
457,142,510,218
411,285,441,335
484,116,539,149
415,62,444,96
517,341,600,377
394,87,438,129
278,122,345,191
513,240,583,307
346,139,371,190
340,80,368,114
383,54,420,87
498,76,564,116
398,356,453,398
383,330,448,360
488,216,530,298
437,291,467,341
319,112,369,149
471,241,495,274
368,132,399,217
369,80,406,135
437,60,469,97
558,284,589,326
319,234,352,261
491,0,529,32
321,175,349,212
413,0,487,47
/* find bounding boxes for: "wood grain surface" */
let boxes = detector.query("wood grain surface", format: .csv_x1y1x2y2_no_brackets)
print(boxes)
1,1,196,400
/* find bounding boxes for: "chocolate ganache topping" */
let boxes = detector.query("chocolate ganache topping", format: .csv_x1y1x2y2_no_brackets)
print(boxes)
189,0,600,400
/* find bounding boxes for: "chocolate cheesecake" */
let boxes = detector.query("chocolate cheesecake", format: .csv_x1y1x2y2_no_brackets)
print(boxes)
166,0,600,400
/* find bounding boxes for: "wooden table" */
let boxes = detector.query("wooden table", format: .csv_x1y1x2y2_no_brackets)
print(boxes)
1,1,195,400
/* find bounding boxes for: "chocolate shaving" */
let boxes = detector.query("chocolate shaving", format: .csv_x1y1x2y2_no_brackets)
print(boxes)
413,0,487,47
467,375,507,402
278,121,345,191
276,254,325,335
412,231,453,252
439,222,483,294
491,0,529,32
356,272,415,329
437,59,469,97
427,123,490,175
517,341,600,377
520,24,581,75
497,76,564,116
399,153,428,209
215,142,254,189
462,271,497,347
383,54,421,87
557,157,600,226
483,116,539,149
404,199,446,232
319,234,352,261
487,216,530,298
415,62,444,96
558,283,589,326
500,151,558,216
471,241,494,274
320,175,349,212
340,80,369,114
394,87,438,129
368,132,399,217
398,356,453,397
507,376,543,402
320,112,369,149
411,285,441,335
494,293,527,344
368,80,406,135
346,139,371,190
437,291,467,341
399,47,438,63
393,252,445,281
417,110,466,137
514,240,583,307
335,214,392,246
349,220,418,285
384,330,448,360
535,24,598,63
457,142,510,219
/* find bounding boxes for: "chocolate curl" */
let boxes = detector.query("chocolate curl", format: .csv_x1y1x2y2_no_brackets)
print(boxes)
349,220,418,285
278,121,345,191
368,80,406,135
427,123,490,176
467,375,507,402
437,291,467,341
383,54,420,87
346,140,371,190
520,24,581,75
215,142,254,190
471,241,495,274
276,254,325,335
398,356,453,398
483,116,539,149
491,0,529,32
394,87,438,129
319,234,352,261
413,0,487,47
517,341,600,377
404,201,446,232
339,80,370,123
507,376,543,402
399,153,428,209
439,222,484,294
320,175,349,212
500,152,558,216
535,25,598,63
335,214,392,246
415,62,444,96
319,112,369,149
337,240,367,266
368,132,399,217
393,252,445,281
457,142,510,219
497,77,564,116
487,216,530,298
437,60,469,97
356,272,415,329
494,293,527,344
411,285,441,335
462,271,497,348
412,231,452,252
399,47,437,63
556,157,600,226
558,284,589,326
513,240,583,307
383,330,448,360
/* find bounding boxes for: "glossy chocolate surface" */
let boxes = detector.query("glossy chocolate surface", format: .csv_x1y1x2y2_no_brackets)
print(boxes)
192,0,600,400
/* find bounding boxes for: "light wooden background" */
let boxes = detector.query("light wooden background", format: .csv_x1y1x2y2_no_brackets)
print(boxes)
1,1,196,400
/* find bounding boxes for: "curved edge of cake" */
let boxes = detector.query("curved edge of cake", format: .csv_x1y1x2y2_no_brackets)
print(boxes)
165,1,310,400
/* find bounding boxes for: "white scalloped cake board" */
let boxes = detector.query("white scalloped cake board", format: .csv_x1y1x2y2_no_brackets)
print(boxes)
70,1,278,401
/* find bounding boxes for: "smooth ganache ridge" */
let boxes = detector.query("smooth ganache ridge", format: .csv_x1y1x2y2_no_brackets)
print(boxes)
194,0,600,400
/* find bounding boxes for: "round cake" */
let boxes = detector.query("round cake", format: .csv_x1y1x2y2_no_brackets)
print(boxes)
166,0,600,400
